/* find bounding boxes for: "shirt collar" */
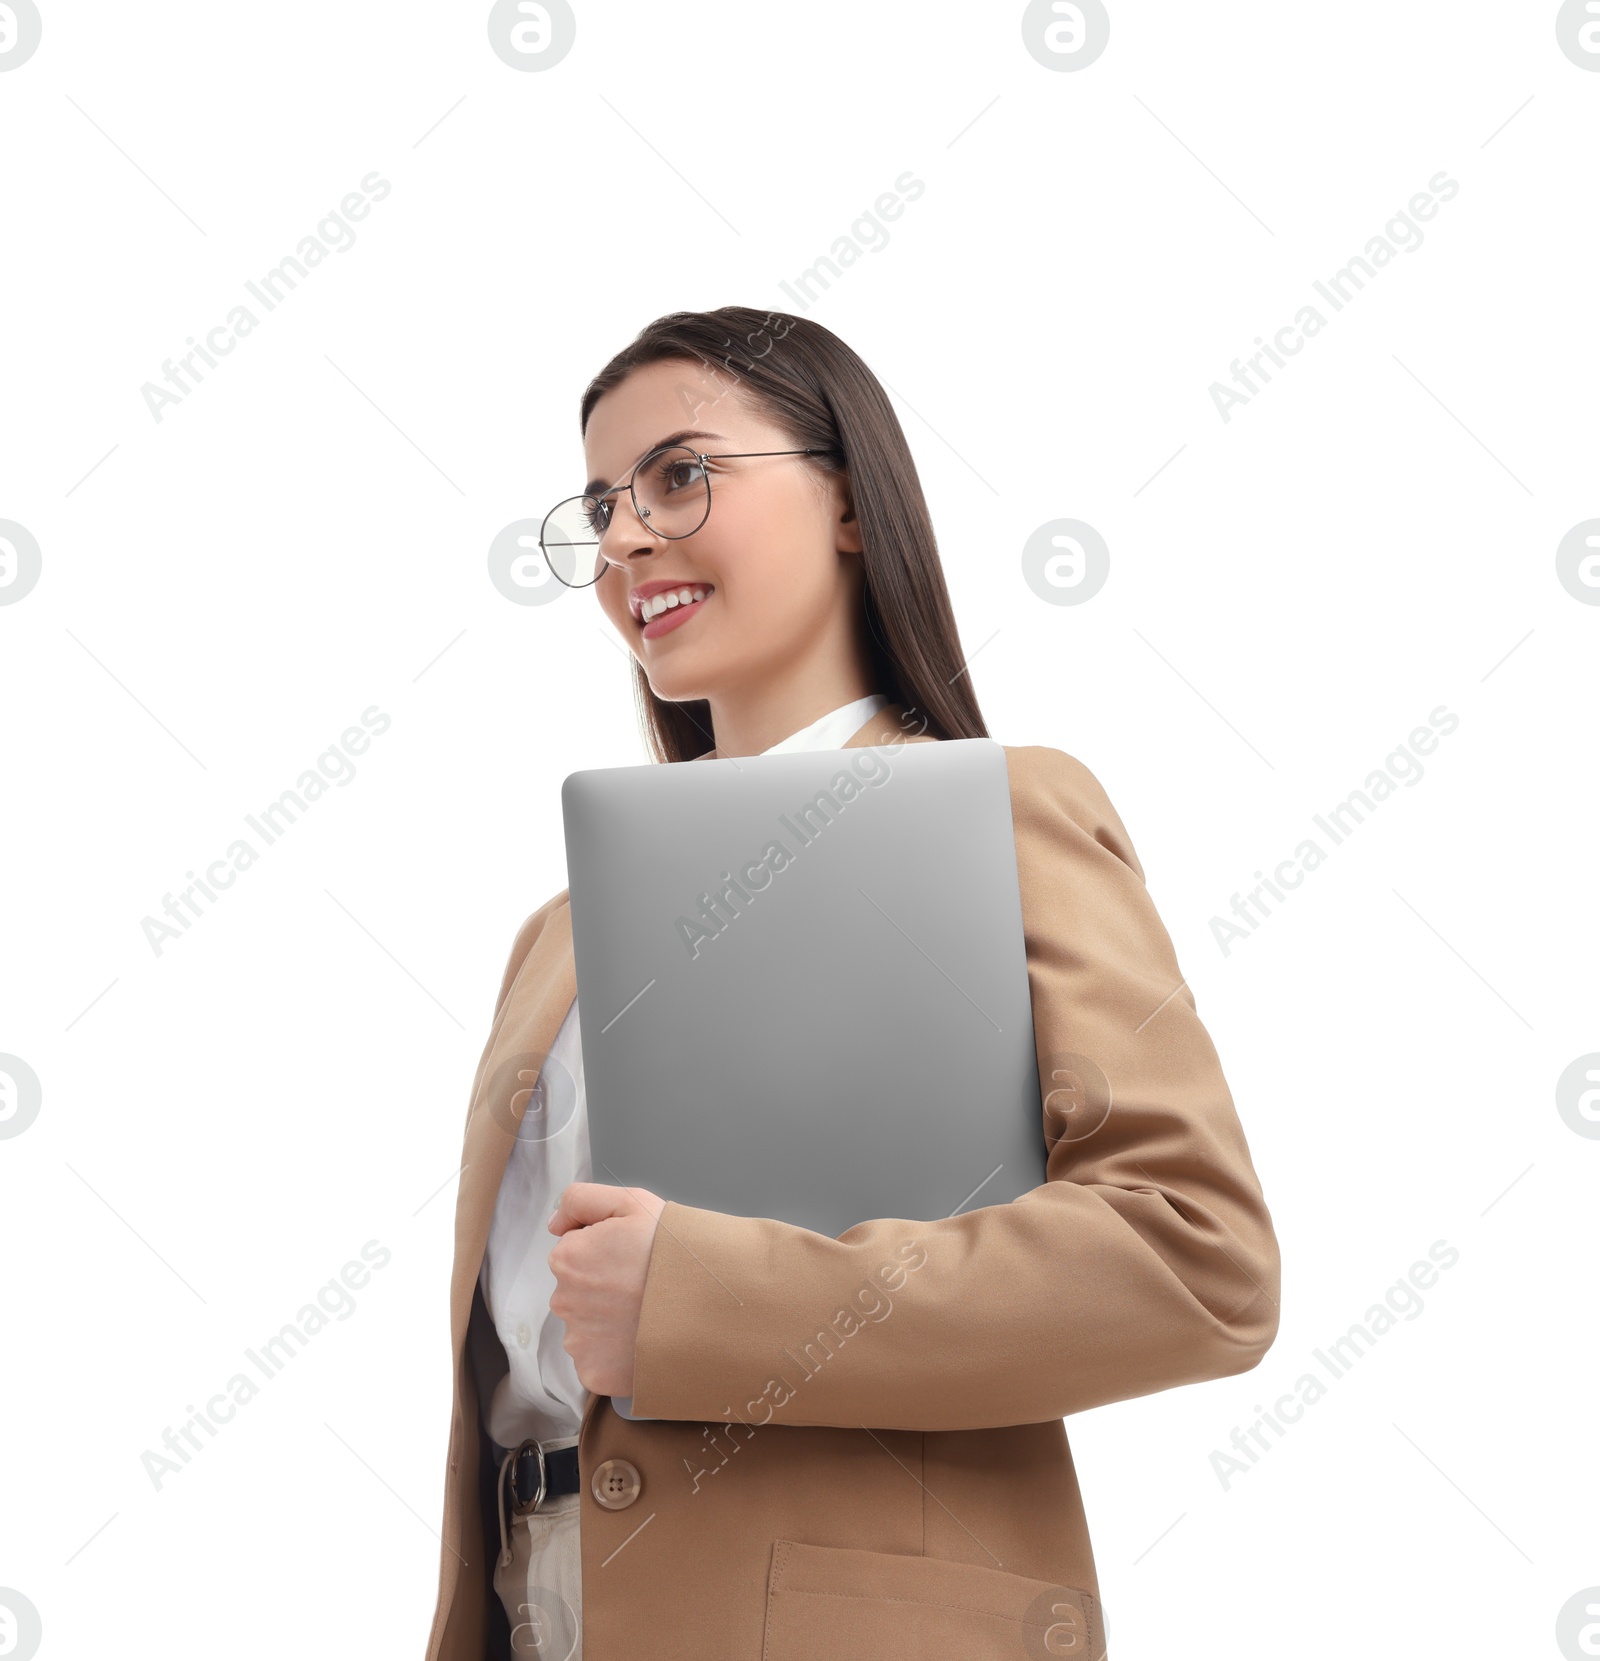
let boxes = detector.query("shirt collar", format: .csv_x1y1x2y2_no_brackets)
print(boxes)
759,692,891,757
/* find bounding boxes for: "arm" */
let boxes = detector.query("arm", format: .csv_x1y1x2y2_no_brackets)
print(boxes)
627,746,1281,1431
461,889,571,1134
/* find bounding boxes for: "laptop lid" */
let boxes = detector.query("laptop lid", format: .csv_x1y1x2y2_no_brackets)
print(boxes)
560,736,1043,1240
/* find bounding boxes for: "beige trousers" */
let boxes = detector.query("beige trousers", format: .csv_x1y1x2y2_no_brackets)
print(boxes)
491,1435,583,1660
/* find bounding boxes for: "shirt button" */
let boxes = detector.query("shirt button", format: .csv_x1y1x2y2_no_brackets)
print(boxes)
590,1458,642,1510
515,1322,532,1348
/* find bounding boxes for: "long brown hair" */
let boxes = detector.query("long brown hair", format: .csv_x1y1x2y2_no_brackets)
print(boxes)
578,306,988,763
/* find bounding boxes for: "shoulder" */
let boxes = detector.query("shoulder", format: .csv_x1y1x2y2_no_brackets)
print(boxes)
489,886,570,1014
996,743,1147,885
516,885,571,948
512,886,570,962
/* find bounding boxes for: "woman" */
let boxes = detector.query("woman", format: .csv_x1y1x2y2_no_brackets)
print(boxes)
425,307,1281,1661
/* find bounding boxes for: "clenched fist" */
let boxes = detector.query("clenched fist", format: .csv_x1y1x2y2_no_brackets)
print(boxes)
546,1182,667,1397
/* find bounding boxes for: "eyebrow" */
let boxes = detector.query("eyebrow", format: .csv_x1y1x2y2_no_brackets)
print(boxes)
584,430,724,497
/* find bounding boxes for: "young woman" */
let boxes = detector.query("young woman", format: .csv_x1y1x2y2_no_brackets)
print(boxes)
424,307,1281,1661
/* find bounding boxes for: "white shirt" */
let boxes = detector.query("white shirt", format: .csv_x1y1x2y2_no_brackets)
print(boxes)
479,693,890,1451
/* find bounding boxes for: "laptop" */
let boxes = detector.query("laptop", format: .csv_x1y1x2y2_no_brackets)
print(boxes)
560,735,1044,1244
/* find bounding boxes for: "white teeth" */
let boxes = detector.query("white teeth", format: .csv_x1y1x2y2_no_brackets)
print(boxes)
640,586,709,622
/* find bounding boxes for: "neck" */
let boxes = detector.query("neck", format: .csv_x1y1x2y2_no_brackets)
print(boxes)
706,676,878,759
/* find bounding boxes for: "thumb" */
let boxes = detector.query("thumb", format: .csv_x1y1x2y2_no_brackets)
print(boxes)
549,1180,632,1233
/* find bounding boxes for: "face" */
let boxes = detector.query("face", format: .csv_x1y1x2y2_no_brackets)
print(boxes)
580,358,865,708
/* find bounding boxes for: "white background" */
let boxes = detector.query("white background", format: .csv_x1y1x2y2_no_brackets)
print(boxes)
1,2,1596,1656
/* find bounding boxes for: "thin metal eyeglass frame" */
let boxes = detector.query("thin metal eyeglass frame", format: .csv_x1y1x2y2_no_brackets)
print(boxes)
539,445,834,588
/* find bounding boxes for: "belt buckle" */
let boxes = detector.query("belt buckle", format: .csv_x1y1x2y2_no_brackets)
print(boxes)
509,1437,547,1517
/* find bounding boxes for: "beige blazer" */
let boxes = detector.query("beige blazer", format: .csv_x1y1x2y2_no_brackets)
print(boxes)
424,701,1281,1660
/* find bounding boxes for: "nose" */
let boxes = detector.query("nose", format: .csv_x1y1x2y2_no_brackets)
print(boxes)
596,490,661,573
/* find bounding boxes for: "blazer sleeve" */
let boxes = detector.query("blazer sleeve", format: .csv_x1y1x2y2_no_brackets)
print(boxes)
461,890,570,1134
627,746,1281,1431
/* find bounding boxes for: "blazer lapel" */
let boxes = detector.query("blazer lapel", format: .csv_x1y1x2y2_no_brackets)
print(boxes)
451,899,576,1356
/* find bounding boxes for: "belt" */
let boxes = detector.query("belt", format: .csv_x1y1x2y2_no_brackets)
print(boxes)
492,1433,581,1572
493,1434,581,1517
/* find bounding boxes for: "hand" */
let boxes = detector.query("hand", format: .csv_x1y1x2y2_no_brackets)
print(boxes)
547,1181,667,1397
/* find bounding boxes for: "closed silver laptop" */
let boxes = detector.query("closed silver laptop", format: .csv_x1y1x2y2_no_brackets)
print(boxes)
560,736,1043,1241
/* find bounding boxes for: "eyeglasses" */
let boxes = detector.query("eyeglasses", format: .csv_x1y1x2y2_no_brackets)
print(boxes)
538,444,831,588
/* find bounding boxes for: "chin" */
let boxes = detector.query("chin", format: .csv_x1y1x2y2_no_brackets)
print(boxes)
645,648,751,709
647,680,713,710
640,660,708,704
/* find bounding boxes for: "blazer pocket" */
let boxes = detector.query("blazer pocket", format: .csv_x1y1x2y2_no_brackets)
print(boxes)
762,1538,1105,1661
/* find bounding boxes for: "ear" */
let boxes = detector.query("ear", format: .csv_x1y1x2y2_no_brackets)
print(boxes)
836,479,864,556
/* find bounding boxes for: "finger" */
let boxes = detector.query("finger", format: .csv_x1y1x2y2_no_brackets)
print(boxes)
556,1181,633,1229
546,1186,586,1236
547,1200,597,1238
574,1175,664,1229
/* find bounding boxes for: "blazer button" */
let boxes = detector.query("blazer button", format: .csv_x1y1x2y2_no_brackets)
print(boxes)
590,1458,642,1510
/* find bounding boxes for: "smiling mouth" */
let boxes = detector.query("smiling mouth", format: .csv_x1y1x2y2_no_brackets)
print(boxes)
636,584,713,640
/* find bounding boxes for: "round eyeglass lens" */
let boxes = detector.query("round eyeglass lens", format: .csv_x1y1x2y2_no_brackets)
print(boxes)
629,445,712,538
540,496,606,587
